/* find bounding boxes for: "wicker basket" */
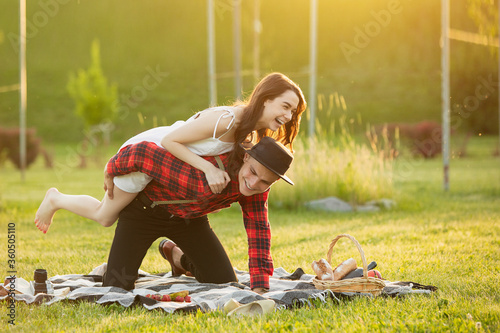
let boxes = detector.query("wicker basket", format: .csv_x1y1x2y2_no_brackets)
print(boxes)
312,234,385,296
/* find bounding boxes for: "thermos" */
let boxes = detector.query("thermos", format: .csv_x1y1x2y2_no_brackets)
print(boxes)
34,269,48,294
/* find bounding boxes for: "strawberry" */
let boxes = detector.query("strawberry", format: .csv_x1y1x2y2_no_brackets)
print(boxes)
184,295,191,302
175,296,184,302
161,294,171,302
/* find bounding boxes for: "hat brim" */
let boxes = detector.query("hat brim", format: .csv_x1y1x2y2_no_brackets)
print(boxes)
242,145,294,186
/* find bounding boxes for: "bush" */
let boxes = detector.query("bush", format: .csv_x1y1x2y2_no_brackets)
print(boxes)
0,127,52,169
67,39,119,139
370,121,442,158
67,39,119,167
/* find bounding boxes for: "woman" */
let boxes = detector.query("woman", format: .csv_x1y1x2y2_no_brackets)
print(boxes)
34,72,306,233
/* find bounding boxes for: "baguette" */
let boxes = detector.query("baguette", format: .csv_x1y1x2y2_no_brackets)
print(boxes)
311,259,334,281
332,258,357,280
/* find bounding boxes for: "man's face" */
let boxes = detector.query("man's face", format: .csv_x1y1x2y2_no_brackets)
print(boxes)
238,154,280,196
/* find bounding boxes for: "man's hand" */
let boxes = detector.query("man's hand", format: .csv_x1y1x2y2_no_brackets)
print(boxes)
252,288,269,295
103,167,115,199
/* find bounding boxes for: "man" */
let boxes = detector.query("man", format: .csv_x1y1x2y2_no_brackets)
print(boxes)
102,137,294,294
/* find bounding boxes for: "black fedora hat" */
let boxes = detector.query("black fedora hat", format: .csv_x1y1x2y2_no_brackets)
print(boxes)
241,137,294,185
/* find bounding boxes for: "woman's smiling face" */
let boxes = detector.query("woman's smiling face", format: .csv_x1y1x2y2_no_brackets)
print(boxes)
256,89,300,132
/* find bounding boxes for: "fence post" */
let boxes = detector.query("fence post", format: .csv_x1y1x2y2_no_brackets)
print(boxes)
441,0,450,191
19,0,27,181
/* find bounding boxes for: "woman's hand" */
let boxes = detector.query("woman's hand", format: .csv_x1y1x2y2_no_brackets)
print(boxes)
205,166,231,194
103,168,115,199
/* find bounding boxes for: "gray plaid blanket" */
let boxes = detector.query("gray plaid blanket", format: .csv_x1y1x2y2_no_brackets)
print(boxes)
2,264,436,314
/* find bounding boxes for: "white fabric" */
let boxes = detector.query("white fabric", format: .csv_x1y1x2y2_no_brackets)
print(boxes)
113,107,237,193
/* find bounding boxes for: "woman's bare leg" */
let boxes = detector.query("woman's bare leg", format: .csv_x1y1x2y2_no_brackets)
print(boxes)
34,187,137,233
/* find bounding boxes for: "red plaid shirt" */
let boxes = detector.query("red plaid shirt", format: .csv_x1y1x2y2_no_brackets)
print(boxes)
106,141,273,289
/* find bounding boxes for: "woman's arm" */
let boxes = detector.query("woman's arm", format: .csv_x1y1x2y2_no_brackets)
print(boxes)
161,110,234,194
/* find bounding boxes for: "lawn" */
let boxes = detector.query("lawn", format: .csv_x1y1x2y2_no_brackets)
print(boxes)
0,136,499,332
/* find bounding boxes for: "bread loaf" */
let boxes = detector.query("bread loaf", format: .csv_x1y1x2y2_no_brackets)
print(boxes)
311,259,334,281
332,258,357,280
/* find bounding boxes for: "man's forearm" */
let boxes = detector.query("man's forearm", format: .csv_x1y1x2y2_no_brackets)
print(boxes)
240,192,274,290
247,228,273,290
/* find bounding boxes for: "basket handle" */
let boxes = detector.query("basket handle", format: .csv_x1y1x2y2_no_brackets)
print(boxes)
326,234,369,279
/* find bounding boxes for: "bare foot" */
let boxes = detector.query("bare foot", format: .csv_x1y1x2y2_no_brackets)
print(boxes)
34,188,60,234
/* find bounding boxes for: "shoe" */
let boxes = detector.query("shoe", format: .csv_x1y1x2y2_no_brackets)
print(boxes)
223,298,242,313
226,299,275,316
158,239,191,277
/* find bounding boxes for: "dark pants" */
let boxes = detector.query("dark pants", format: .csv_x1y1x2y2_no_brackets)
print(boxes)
102,196,237,290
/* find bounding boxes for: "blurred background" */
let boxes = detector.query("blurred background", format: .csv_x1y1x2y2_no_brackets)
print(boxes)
1,0,497,144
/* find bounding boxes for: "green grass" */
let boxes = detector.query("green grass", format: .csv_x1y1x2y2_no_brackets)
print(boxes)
1,136,499,332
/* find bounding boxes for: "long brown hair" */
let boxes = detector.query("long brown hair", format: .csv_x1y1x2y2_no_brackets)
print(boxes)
228,72,306,177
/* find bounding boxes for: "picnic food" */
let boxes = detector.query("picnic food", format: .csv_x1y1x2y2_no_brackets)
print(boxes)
332,258,357,280
311,259,334,280
145,290,191,302
169,290,189,298
367,269,382,279
312,234,386,296
342,261,377,280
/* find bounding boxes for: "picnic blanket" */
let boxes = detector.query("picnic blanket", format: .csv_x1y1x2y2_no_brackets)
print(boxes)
1,264,437,314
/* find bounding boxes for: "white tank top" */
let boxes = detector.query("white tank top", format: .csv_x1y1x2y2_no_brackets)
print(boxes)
119,106,236,155
114,106,237,193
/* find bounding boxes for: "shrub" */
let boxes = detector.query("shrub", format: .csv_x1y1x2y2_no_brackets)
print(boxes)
67,39,119,166
0,127,52,169
370,121,442,158
411,121,442,158
67,39,118,141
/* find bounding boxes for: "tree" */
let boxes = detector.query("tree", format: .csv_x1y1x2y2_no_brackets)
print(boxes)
467,0,498,53
67,39,119,166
